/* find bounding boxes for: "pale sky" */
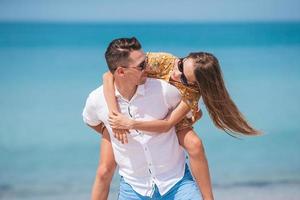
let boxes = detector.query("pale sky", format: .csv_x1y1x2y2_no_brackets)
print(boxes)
0,0,300,22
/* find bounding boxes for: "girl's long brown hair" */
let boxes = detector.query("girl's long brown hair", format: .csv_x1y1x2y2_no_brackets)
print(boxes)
190,52,260,136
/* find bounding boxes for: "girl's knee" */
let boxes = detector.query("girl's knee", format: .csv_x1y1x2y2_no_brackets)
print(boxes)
183,133,204,156
186,137,204,156
177,129,205,157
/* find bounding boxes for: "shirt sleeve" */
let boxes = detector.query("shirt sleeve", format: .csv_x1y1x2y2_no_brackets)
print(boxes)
161,81,181,110
82,94,102,126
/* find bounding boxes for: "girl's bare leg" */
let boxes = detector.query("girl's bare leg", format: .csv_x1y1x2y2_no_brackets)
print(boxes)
91,129,117,200
177,128,214,200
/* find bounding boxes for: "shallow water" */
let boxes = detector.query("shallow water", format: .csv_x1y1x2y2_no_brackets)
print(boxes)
0,22,300,200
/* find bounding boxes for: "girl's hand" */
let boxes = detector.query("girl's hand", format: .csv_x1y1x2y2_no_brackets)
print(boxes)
112,128,129,144
193,109,203,122
108,111,134,130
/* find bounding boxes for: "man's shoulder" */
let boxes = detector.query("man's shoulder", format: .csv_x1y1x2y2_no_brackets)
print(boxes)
145,78,169,88
146,78,180,95
146,77,164,84
89,85,103,95
86,85,105,106
82,85,106,126
87,85,103,97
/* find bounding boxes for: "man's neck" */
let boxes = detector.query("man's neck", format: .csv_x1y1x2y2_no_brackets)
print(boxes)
115,79,137,101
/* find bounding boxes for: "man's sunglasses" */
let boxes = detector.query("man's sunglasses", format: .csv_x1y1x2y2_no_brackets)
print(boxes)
178,58,189,86
136,60,146,71
122,59,146,71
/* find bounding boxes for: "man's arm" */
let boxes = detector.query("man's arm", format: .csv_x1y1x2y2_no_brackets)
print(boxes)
88,123,106,135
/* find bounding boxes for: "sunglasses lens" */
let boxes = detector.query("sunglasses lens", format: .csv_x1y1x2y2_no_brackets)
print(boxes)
178,58,185,72
139,60,145,70
178,62,182,72
180,74,189,86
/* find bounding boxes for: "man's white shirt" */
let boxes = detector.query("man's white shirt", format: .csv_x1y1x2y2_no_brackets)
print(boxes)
82,78,186,197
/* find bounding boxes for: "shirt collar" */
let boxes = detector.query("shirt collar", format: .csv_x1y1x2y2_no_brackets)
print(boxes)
114,83,145,99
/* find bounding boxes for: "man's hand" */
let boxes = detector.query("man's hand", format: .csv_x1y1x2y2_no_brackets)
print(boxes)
112,128,130,144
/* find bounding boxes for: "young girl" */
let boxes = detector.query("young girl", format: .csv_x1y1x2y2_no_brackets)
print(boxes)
101,52,260,199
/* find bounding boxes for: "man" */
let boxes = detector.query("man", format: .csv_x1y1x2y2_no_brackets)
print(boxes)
83,37,202,199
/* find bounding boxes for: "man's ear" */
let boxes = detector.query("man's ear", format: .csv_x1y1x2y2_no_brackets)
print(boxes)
115,66,125,76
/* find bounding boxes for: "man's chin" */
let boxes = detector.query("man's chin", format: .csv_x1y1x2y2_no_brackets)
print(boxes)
138,77,147,85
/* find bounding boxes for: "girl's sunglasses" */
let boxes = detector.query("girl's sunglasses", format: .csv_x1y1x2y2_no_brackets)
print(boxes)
178,58,189,86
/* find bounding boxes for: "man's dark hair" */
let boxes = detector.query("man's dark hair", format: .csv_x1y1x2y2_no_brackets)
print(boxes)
105,37,142,73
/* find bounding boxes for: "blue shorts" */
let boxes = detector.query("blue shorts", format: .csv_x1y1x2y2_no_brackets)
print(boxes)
118,165,202,200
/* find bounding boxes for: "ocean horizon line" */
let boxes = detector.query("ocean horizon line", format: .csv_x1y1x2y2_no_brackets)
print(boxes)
0,20,300,25
1,22,300,47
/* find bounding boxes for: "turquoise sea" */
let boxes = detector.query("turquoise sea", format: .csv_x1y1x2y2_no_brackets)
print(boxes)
0,22,300,200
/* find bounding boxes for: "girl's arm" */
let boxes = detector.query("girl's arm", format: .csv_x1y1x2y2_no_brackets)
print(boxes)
103,71,119,114
103,71,129,144
108,100,192,133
